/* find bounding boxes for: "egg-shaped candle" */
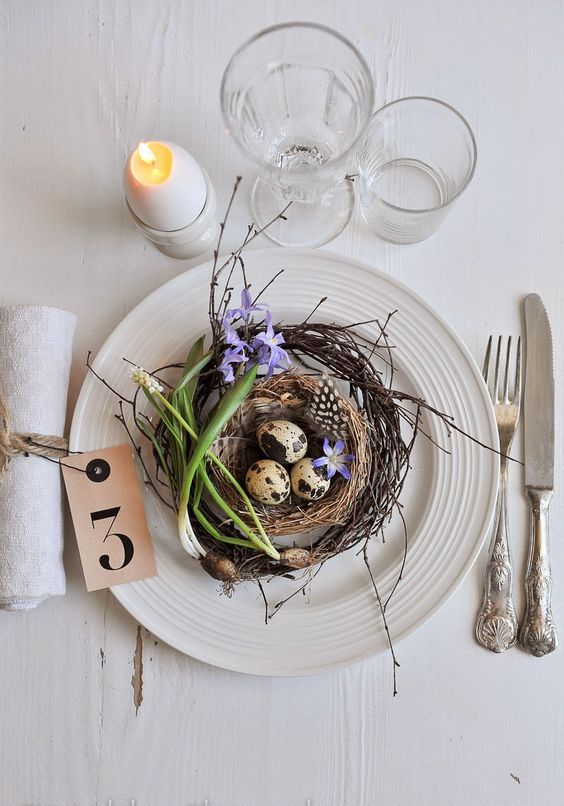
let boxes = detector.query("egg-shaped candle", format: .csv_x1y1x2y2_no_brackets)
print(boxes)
124,141,207,232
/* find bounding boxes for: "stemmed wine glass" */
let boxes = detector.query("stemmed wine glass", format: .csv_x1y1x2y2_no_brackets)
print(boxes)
221,22,374,247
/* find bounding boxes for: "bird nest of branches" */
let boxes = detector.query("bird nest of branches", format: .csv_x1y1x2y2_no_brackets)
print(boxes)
183,209,421,587
199,316,416,587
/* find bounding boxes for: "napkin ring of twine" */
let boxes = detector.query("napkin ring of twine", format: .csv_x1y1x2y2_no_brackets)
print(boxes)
0,389,68,474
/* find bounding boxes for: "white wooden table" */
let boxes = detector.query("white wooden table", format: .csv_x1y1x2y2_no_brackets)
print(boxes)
2,1,564,804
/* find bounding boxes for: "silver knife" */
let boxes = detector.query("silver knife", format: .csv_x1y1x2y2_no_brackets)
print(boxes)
520,293,557,656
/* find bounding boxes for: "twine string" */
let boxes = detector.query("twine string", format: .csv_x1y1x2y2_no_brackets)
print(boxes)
0,387,68,474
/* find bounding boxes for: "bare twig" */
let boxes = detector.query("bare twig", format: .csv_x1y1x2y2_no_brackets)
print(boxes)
363,542,400,696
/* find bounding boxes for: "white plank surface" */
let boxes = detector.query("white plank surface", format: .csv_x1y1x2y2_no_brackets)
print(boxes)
2,0,564,804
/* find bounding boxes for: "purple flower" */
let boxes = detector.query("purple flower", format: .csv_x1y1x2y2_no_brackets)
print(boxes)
312,438,355,480
217,346,247,384
222,316,249,351
226,287,269,323
251,311,290,378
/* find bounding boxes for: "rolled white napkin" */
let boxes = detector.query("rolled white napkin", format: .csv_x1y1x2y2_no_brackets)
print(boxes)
0,306,76,611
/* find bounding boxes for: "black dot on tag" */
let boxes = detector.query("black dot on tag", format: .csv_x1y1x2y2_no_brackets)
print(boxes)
86,458,111,483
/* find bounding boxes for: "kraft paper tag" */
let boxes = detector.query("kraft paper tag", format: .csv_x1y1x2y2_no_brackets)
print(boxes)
62,444,157,591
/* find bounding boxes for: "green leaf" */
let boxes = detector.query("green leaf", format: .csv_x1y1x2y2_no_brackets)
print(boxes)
174,337,211,437
191,501,256,549
193,471,204,509
183,335,205,376
175,351,212,394
142,388,181,444
196,463,271,551
179,365,258,511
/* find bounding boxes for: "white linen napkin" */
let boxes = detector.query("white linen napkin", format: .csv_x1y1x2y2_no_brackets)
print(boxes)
0,306,76,611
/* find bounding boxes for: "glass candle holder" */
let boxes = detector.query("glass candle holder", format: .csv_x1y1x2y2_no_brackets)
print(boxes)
221,22,374,247
357,97,477,244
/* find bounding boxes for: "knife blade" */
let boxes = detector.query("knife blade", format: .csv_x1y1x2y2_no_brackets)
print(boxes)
520,292,557,656
524,293,554,491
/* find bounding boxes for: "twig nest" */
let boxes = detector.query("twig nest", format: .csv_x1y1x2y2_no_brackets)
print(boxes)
256,419,307,465
279,547,315,569
245,459,290,505
290,458,331,501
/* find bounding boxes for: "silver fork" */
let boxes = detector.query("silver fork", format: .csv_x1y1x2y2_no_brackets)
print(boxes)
475,336,521,653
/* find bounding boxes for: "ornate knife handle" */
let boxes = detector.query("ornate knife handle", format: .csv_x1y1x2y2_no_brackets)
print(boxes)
476,473,518,653
520,488,557,657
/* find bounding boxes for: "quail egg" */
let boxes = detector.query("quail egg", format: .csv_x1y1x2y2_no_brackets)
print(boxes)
256,419,308,465
245,459,291,506
290,458,331,502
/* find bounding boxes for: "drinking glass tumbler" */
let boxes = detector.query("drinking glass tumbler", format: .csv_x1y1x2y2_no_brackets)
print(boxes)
221,22,374,247
357,97,477,244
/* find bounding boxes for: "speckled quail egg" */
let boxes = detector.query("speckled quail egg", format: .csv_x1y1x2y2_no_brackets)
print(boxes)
245,459,291,506
256,419,308,465
290,458,331,502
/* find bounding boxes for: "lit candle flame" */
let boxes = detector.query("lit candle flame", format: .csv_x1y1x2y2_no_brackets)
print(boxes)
138,142,157,167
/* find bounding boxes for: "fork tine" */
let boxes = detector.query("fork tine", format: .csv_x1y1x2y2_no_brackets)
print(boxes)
493,336,502,402
502,337,512,402
514,336,522,404
483,335,492,384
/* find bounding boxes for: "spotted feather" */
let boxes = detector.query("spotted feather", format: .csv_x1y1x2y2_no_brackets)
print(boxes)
307,373,348,439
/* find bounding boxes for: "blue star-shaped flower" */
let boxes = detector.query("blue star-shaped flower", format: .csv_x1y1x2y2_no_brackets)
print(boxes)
312,438,355,480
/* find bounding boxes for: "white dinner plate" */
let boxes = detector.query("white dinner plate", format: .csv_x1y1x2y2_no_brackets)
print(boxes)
70,248,498,676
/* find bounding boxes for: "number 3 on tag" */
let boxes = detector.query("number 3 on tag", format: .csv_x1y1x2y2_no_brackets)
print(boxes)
62,444,157,591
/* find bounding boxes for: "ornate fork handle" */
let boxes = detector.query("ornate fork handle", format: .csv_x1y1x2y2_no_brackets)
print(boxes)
476,466,518,653
520,488,557,657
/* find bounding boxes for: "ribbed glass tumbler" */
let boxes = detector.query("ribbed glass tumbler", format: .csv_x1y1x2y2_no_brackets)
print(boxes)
357,97,477,244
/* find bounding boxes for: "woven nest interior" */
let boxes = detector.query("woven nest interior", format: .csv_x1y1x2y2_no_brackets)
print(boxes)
210,372,371,537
